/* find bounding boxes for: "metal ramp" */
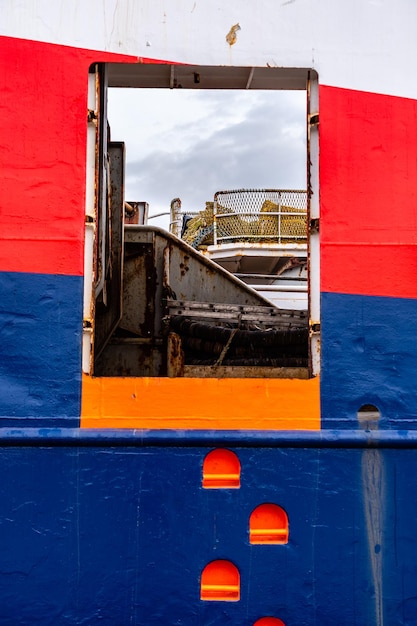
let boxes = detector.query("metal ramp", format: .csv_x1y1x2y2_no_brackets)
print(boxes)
95,225,308,378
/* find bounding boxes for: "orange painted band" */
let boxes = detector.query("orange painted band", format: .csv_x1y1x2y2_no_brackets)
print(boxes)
81,375,320,430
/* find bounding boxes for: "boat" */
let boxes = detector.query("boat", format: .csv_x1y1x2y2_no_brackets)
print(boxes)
0,2,416,623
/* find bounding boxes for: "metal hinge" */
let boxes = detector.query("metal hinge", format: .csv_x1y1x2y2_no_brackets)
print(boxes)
309,217,320,233
309,113,319,126
310,321,321,334
87,109,98,123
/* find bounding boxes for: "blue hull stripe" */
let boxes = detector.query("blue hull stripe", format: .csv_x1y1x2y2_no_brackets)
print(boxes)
0,271,82,425
321,292,417,429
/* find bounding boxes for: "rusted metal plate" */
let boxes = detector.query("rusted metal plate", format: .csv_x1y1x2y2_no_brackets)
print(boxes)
125,201,149,225
95,340,165,377
183,365,310,379
94,142,125,362
97,225,311,377
167,332,184,378
166,300,307,329
120,241,156,337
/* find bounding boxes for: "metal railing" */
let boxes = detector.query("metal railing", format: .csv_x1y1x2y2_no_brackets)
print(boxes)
213,189,307,245
175,189,307,248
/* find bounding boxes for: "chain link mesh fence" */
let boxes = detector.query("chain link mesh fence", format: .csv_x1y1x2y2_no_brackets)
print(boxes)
214,189,307,244
180,190,307,248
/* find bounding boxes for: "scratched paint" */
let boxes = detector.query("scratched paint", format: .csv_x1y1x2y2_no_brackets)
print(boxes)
0,443,412,625
362,449,385,626
321,292,417,428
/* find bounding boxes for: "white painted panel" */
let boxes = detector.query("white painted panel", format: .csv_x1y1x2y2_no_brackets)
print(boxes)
2,1,417,98
83,71,98,374
308,73,320,376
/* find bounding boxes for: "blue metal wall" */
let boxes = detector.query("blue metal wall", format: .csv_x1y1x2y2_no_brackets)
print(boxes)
321,292,417,429
0,433,414,625
0,272,83,427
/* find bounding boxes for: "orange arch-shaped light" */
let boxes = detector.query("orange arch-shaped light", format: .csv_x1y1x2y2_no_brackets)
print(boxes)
254,618,286,626
200,560,240,601
202,449,240,488
250,503,289,544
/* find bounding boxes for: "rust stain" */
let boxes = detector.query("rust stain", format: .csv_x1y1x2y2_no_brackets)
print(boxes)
226,23,241,46
179,254,190,277
167,332,184,377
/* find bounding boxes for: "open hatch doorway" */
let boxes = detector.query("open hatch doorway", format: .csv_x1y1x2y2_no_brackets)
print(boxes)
83,63,319,379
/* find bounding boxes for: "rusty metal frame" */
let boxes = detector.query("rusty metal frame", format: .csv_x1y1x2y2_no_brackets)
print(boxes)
307,71,320,376
89,63,319,380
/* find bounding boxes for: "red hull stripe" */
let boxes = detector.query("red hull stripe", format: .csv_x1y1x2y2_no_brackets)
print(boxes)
320,85,417,298
0,36,134,276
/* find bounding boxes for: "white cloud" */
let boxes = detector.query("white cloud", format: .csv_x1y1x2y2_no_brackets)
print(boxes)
108,88,306,228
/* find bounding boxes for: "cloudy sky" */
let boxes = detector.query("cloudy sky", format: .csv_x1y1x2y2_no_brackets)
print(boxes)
107,88,306,229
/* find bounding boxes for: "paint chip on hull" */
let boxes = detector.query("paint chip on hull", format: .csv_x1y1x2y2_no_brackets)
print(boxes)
226,23,241,46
